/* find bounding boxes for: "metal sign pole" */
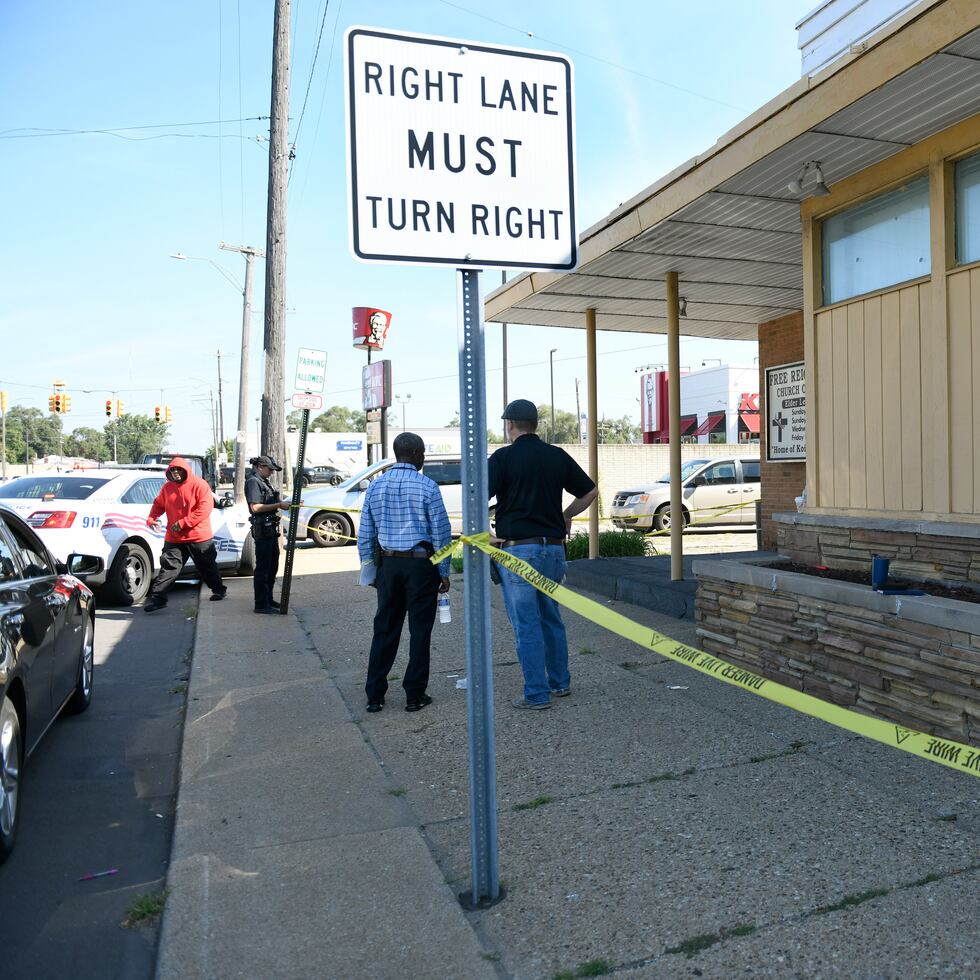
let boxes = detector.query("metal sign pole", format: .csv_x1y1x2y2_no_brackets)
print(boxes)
457,268,500,908
279,405,309,614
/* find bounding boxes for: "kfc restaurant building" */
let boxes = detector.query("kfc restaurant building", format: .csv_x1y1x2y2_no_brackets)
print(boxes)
486,0,980,746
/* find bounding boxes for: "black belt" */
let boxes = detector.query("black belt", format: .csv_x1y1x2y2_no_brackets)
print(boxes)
500,537,564,547
380,548,431,558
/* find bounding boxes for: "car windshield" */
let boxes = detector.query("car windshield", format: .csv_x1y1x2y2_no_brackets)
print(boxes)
657,460,710,484
334,461,392,490
145,455,204,478
0,476,111,500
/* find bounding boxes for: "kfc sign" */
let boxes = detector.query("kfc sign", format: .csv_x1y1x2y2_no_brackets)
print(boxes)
352,307,392,350
362,360,392,410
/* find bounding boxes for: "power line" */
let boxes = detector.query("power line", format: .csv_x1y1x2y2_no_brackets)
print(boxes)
217,0,226,232
291,0,332,169
237,0,246,241
434,0,746,112
0,117,269,139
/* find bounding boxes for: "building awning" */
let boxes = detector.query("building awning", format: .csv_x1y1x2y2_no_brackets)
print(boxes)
484,1,980,341
739,412,761,433
692,411,726,437
680,416,697,435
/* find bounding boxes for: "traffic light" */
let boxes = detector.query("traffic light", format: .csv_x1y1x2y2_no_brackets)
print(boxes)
62,394,71,414
116,399,124,417
154,405,161,422
0,391,8,413
49,394,58,413
105,399,113,416
165,405,172,423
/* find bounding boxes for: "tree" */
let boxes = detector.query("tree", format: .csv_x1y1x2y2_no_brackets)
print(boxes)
447,411,460,427
487,429,504,444
104,415,167,463
310,405,366,432
65,427,110,462
1,405,62,463
535,404,580,444
598,415,641,444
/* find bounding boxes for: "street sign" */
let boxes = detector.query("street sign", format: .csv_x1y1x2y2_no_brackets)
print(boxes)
361,360,392,410
294,348,327,393
345,27,577,270
291,392,323,411
337,439,363,451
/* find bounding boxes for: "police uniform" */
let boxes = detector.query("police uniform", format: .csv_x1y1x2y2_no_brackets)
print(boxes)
489,399,596,708
245,456,285,613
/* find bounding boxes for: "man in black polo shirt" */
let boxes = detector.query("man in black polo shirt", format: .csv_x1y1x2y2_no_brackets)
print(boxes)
489,399,598,709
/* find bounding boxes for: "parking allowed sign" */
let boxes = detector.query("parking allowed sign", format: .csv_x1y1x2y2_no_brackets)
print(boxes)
345,27,577,270
295,348,327,393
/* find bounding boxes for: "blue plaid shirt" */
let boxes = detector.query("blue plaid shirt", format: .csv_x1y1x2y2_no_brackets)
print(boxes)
358,463,452,575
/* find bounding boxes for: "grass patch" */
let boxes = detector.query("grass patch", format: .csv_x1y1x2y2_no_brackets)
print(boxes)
388,674,400,682
749,743,807,765
666,923,756,958
576,959,612,976
912,872,941,886
123,890,169,928
387,787,407,797
620,660,643,671
512,794,553,812
814,887,889,916
577,647,597,655
935,813,958,822
566,530,647,561
480,951,501,962
170,683,187,695
611,780,643,789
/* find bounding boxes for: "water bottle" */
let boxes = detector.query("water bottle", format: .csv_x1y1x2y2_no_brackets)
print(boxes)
438,594,451,624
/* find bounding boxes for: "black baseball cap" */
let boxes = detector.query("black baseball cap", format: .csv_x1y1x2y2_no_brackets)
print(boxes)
250,455,282,471
501,399,538,423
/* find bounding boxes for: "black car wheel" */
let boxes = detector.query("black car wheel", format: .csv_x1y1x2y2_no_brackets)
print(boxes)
102,543,152,605
0,693,23,863
653,504,687,533
238,533,256,574
66,615,95,715
309,512,352,548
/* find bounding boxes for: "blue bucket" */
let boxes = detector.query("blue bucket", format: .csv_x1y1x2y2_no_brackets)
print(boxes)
871,555,890,590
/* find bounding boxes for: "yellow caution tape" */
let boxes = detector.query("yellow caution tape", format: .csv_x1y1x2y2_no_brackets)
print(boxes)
437,532,979,779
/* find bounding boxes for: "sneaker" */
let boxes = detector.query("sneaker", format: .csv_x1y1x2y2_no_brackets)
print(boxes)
511,697,551,710
551,687,571,698
254,606,278,615
405,694,433,713
268,599,281,608
143,597,167,613
366,701,384,713
209,589,228,601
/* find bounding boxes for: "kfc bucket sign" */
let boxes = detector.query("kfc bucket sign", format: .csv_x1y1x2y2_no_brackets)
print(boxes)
352,307,392,350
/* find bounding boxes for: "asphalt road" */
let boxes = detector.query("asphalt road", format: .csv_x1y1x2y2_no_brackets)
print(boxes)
1,586,198,980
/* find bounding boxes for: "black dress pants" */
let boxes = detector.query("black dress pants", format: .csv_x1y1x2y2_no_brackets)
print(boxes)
253,535,280,608
365,557,439,703
148,539,225,601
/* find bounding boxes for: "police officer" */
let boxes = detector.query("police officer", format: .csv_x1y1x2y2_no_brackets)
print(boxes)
245,455,291,614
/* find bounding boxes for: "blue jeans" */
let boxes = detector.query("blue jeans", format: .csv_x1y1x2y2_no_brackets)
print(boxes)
498,543,570,704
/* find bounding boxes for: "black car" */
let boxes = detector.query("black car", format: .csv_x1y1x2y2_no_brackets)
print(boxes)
0,506,103,862
294,465,349,487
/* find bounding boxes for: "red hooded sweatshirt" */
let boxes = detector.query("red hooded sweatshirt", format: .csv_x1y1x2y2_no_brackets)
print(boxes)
148,457,215,544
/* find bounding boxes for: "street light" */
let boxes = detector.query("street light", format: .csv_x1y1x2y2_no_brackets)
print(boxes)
549,349,558,443
395,393,412,430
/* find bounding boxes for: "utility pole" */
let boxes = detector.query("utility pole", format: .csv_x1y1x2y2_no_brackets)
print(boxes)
220,242,265,502
262,0,291,490
500,271,508,414
575,378,582,443
216,350,226,451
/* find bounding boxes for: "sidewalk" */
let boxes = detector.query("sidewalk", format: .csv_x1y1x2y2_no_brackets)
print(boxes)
157,548,978,979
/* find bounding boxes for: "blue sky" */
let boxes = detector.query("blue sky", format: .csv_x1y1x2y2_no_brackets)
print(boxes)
1,0,811,451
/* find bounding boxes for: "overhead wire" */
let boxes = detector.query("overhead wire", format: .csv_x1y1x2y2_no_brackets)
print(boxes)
0,117,270,139
217,0,226,233
290,0,332,182
237,0,247,241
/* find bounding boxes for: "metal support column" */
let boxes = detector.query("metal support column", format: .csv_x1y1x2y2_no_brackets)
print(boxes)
586,308,599,559
666,271,683,582
456,268,500,908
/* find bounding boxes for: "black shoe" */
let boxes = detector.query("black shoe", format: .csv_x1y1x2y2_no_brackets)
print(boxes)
405,694,433,713
254,606,278,615
268,599,281,608
210,590,228,601
366,701,384,713
143,598,167,613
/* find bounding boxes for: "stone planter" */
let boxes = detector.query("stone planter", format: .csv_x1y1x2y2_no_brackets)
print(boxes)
693,556,980,747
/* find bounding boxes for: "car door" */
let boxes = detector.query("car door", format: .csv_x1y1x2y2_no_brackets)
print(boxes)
112,476,167,561
686,460,742,526
0,517,60,750
737,460,761,523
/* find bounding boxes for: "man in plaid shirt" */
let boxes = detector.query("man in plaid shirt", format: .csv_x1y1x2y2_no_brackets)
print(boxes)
358,432,451,714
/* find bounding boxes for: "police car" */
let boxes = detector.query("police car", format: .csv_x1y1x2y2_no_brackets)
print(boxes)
0,467,254,604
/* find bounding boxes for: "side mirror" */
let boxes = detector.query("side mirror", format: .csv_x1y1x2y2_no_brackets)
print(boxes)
68,553,105,578
219,492,234,509
358,479,371,492
688,476,706,488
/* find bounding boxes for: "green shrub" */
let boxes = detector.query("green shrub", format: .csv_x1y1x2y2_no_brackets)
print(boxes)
566,530,648,561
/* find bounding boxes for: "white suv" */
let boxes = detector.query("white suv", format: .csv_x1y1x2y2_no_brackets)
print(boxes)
610,458,760,533
288,456,463,547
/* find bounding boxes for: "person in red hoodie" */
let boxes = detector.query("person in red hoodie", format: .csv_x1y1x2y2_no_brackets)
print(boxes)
143,457,227,612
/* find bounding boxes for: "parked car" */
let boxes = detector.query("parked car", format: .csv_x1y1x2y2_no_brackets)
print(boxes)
287,456,464,547
294,464,350,488
610,458,760,532
0,468,254,604
219,464,253,484
0,505,103,862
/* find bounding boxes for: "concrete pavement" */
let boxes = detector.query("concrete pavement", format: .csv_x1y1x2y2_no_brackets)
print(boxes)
157,545,978,979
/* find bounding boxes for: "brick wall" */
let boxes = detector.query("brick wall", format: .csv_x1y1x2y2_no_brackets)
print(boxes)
759,312,806,550
695,561,980,747
556,442,760,516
